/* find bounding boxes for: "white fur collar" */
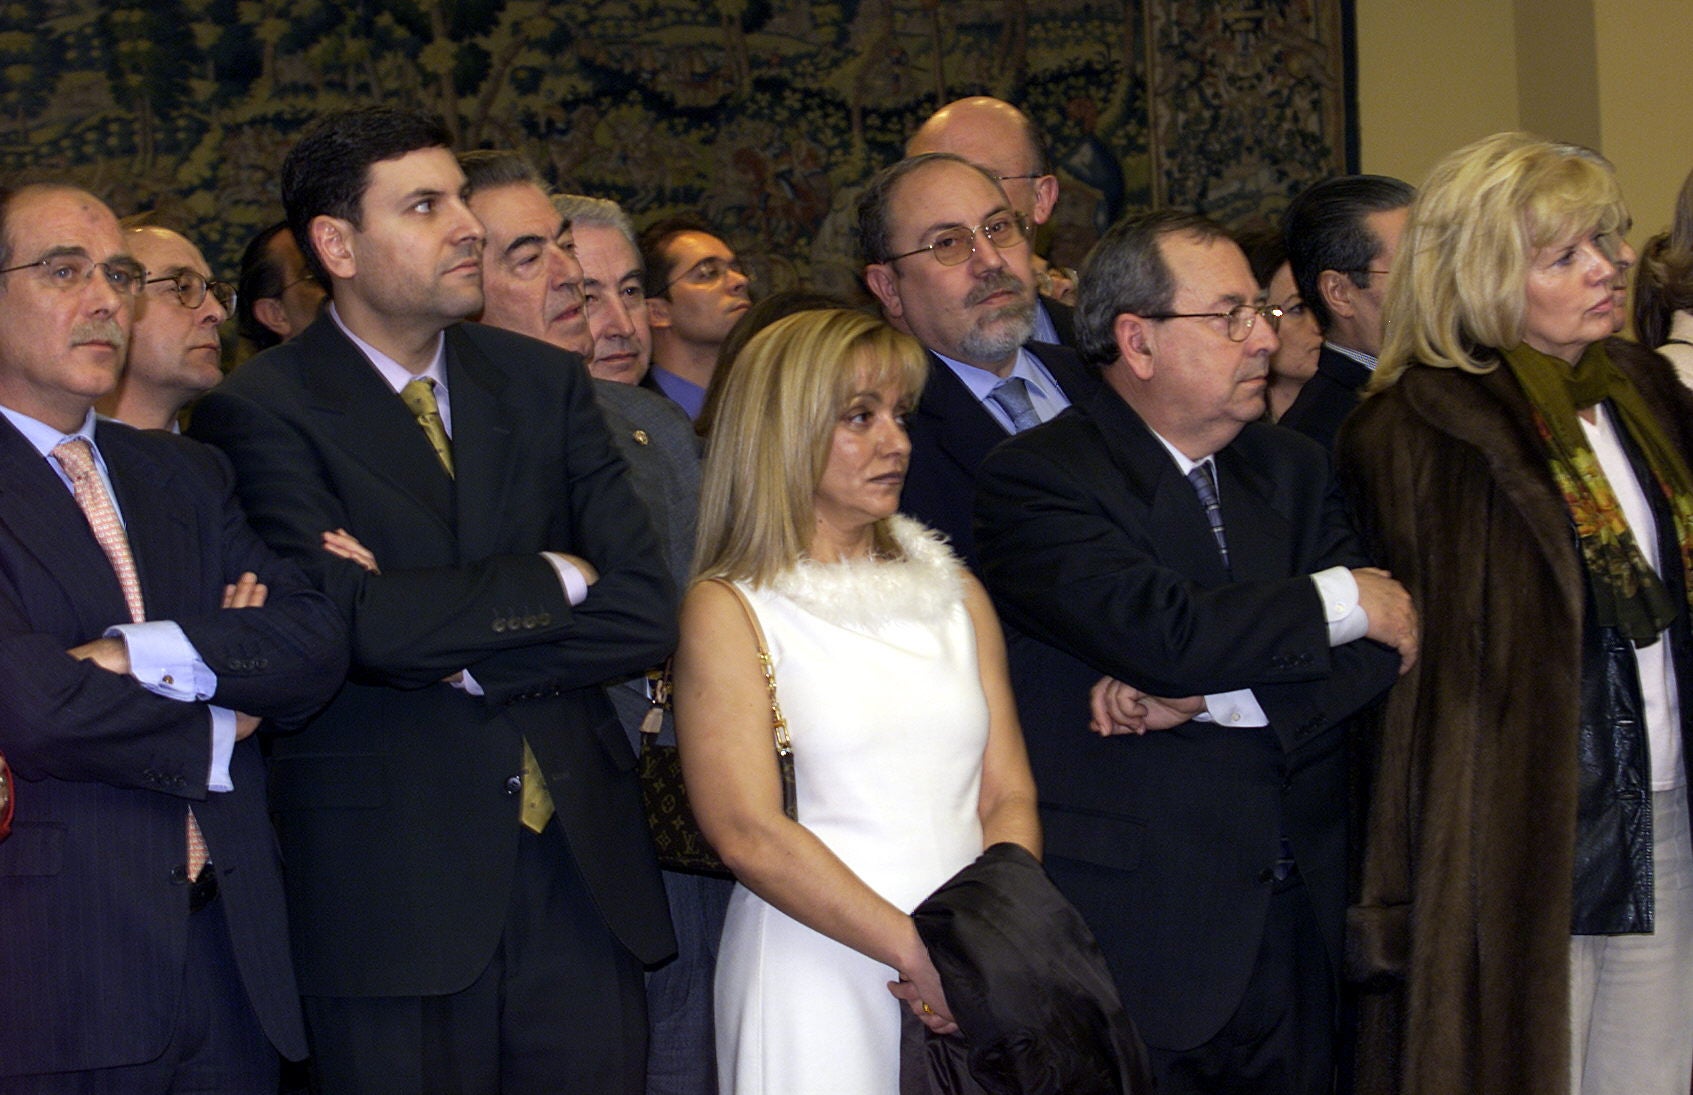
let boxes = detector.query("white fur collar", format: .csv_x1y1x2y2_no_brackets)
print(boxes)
767,515,964,630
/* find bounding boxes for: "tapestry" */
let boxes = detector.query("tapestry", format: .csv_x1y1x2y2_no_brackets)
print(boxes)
8,0,1349,296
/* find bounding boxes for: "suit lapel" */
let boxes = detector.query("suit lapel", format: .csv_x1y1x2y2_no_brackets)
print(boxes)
915,351,1011,476
0,416,132,629
443,326,514,563
1088,386,1232,585
96,423,197,620
296,317,455,531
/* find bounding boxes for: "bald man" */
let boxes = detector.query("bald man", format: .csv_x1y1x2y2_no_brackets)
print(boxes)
908,95,1073,344
99,226,234,431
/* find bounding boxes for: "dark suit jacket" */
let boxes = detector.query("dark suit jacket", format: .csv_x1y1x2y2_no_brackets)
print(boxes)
1276,343,1372,453
0,418,346,1075
1041,297,1077,348
900,341,1096,568
974,384,1400,1051
592,378,700,750
189,315,678,997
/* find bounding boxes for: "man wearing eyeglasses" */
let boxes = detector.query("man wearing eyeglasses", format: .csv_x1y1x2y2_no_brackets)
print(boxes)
638,216,751,421
974,210,1416,1094
98,224,235,431
859,152,1096,568
0,184,347,1090
907,96,1077,345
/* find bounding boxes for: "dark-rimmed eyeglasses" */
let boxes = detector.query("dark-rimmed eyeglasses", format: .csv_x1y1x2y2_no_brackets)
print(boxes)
885,213,1030,267
145,270,236,311
1143,303,1284,342
663,255,749,294
0,254,145,296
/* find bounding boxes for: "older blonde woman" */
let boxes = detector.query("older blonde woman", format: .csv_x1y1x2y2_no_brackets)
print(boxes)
673,309,1039,1094
1338,132,1693,1095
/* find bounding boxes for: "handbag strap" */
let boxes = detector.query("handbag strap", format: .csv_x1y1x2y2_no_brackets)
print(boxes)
705,578,791,757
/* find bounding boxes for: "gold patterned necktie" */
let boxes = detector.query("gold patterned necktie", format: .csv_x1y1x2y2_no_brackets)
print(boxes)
400,377,454,477
52,438,210,879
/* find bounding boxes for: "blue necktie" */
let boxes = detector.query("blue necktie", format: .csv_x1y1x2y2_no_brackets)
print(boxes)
1187,462,1230,573
986,376,1042,433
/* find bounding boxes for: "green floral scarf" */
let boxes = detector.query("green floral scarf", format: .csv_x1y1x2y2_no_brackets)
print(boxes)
1502,340,1693,644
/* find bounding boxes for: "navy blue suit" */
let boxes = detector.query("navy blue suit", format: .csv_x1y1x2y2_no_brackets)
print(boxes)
1277,344,1373,455
0,417,346,1078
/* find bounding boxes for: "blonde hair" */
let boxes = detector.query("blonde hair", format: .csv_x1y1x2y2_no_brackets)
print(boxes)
1372,131,1628,390
693,308,929,585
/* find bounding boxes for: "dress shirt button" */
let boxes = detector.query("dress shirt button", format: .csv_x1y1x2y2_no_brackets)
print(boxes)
1229,711,1242,723
505,775,523,795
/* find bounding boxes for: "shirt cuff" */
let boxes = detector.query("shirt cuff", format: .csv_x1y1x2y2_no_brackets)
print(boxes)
1195,689,1269,727
1311,566,1367,646
107,621,217,701
454,669,486,697
206,706,235,792
540,552,589,606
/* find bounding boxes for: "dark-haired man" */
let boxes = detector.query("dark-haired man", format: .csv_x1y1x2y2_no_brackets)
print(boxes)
858,152,1094,568
234,222,325,354
1279,175,1414,451
0,183,346,1091
975,210,1413,1093
189,108,676,1093
639,216,750,419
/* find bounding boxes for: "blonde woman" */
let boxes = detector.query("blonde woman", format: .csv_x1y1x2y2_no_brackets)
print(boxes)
1339,132,1693,1095
673,309,1039,1093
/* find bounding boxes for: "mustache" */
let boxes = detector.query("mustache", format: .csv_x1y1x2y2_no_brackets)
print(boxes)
71,320,127,352
965,271,1027,307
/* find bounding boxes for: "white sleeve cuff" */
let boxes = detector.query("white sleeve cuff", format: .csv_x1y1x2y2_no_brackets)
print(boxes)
540,551,589,606
1311,566,1367,646
206,706,235,792
1195,689,1269,727
107,621,217,701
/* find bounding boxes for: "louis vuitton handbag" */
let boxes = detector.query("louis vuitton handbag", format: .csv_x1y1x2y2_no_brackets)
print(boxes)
640,578,795,877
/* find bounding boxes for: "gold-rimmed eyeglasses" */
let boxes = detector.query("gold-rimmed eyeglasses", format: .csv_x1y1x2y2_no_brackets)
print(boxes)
885,213,1030,267
1144,303,1284,342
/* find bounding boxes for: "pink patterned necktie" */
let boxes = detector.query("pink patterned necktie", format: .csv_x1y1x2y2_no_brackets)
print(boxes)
51,438,209,880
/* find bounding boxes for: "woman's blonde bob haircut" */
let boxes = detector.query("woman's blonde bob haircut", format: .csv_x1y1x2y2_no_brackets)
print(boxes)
1372,131,1629,389
692,308,929,585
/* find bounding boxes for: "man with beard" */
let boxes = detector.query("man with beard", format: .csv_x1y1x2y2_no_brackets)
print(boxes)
858,152,1094,567
98,223,234,430
188,109,676,1092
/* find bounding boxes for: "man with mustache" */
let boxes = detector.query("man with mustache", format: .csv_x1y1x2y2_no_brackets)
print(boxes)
858,152,1095,568
973,210,1415,1094
188,108,677,1093
98,223,234,431
0,183,346,1090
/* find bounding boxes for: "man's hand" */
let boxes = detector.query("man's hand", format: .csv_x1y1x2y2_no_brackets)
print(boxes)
322,528,380,574
1353,566,1419,674
66,636,130,675
222,571,268,609
1089,676,1204,735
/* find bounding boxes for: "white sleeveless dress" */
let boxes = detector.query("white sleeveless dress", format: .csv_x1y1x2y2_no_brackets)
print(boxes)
714,516,988,1094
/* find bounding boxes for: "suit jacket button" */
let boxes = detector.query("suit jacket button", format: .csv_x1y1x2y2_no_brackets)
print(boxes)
506,616,522,631
492,618,507,633
505,775,523,795
170,865,190,884
522,615,537,629
537,612,551,627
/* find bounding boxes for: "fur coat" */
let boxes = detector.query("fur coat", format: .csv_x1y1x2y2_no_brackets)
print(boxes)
1334,338,1693,1095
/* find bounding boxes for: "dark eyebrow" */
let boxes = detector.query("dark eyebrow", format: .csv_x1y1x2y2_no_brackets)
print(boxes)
502,233,547,258
400,187,447,208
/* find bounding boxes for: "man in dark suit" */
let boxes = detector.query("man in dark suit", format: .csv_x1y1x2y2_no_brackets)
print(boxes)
974,210,1416,1093
188,109,677,1093
858,152,1094,566
459,148,726,1095
0,184,346,1091
1277,175,1414,452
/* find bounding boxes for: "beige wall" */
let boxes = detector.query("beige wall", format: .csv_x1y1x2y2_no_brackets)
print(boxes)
1356,0,1693,246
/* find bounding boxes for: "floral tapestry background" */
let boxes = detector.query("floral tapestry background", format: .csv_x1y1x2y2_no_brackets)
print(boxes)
9,0,1349,298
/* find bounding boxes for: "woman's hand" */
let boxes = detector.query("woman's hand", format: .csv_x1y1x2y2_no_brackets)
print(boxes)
887,937,959,1035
